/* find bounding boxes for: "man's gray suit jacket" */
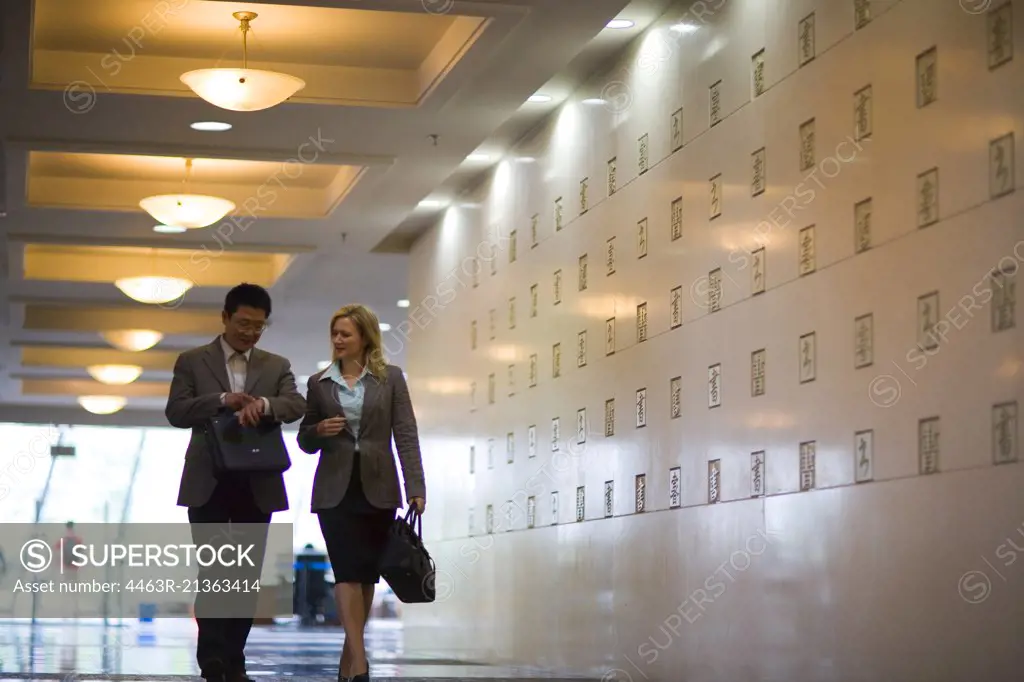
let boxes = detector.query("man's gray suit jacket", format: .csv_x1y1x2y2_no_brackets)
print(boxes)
165,337,306,513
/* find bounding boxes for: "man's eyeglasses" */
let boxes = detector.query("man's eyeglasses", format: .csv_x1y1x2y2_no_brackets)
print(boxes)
235,320,268,333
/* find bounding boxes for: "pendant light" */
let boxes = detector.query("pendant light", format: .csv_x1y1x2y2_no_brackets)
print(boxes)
87,364,143,385
78,395,127,415
114,248,194,305
140,158,235,229
101,329,164,351
180,11,306,112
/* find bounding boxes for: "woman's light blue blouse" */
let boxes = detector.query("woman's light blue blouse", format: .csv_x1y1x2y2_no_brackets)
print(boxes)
319,362,369,450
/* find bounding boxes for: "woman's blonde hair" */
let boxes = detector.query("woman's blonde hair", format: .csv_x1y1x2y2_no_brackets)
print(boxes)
329,304,388,381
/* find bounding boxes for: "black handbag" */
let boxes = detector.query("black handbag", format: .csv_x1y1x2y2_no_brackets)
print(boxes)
378,506,436,604
204,413,292,474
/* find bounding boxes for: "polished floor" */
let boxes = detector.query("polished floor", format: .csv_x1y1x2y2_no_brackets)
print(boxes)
0,618,594,681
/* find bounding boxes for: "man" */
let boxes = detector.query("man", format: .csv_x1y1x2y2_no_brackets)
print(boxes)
165,283,306,682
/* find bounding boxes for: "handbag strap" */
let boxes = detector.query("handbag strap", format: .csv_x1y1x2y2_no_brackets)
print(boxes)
403,505,423,538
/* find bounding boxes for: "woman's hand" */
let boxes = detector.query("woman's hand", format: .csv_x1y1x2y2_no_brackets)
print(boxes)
316,416,346,437
409,497,425,514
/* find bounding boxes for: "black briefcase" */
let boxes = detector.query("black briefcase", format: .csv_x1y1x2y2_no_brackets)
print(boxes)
204,413,292,474
379,506,435,604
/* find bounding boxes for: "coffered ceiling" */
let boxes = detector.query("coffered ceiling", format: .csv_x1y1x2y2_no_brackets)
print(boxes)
0,0,673,427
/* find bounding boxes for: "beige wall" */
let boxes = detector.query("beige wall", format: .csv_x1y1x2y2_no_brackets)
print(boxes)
399,0,1024,679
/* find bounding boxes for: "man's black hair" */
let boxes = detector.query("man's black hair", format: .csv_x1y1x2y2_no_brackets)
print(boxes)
224,283,272,317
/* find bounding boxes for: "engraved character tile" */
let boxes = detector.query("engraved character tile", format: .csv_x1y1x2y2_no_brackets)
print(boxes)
799,13,815,66
752,147,766,196
751,451,765,497
988,2,1013,70
529,353,538,387
638,133,650,175
637,217,648,259
710,174,723,219
486,504,494,533
577,408,587,444
709,268,723,312
669,466,682,508
579,177,589,214
635,388,647,428
671,108,683,151
854,429,874,482
606,236,616,276
752,50,765,97
528,424,537,458
708,363,722,408
854,197,872,252
708,459,721,503
469,444,475,474
488,372,496,403
575,486,585,522
670,286,683,328
670,376,682,419
554,269,562,305
608,157,618,195
752,247,766,295
916,47,937,108
854,0,871,29
531,213,539,248
471,319,477,350
710,80,722,127
487,438,495,469
509,229,517,263
991,269,1016,332
917,291,940,351
635,474,647,513
550,491,559,525
577,331,587,368
799,441,816,490
605,317,616,356
990,132,1015,199
751,348,766,397
604,398,615,437
530,283,538,317
507,363,515,396
554,196,563,231
993,401,1018,464
671,196,683,241
854,313,874,368
506,432,514,463
508,297,516,329
551,416,560,451
527,496,536,528
917,167,939,228
799,332,816,383
799,118,815,171
855,85,872,141
918,416,940,474
799,224,816,276
637,302,648,343
552,342,562,378
578,254,588,291
604,480,614,518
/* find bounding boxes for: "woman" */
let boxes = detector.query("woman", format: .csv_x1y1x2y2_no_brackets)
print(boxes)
298,304,426,682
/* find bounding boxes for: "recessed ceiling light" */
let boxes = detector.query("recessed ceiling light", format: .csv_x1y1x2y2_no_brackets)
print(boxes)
467,153,491,162
418,199,447,209
190,121,232,131
379,323,392,332
397,299,410,308
528,94,552,103
671,22,699,33
153,224,187,234
582,98,606,105
606,19,635,29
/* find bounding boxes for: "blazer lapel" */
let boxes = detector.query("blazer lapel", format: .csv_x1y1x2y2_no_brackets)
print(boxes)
202,339,231,393
359,372,383,433
244,349,267,394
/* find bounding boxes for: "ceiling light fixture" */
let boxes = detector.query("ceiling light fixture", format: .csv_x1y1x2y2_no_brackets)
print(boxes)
153,224,187,234
467,153,490,162
78,395,127,415
418,199,447,209
671,22,699,33
140,158,235,229
180,11,306,112
190,121,232,131
606,19,635,29
527,94,552,103
582,98,606,105
101,329,163,352
397,299,410,308
87,364,143,385
379,323,392,332
115,275,193,304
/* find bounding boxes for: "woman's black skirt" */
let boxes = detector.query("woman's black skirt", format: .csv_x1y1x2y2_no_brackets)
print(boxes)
316,453,396,585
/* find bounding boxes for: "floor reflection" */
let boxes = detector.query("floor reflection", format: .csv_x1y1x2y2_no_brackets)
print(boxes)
0,618,595,680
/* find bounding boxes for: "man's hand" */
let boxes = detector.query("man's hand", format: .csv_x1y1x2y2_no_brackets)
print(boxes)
224,392,256,411
316,416,346,437
237,399,265,427
409,497,425,514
